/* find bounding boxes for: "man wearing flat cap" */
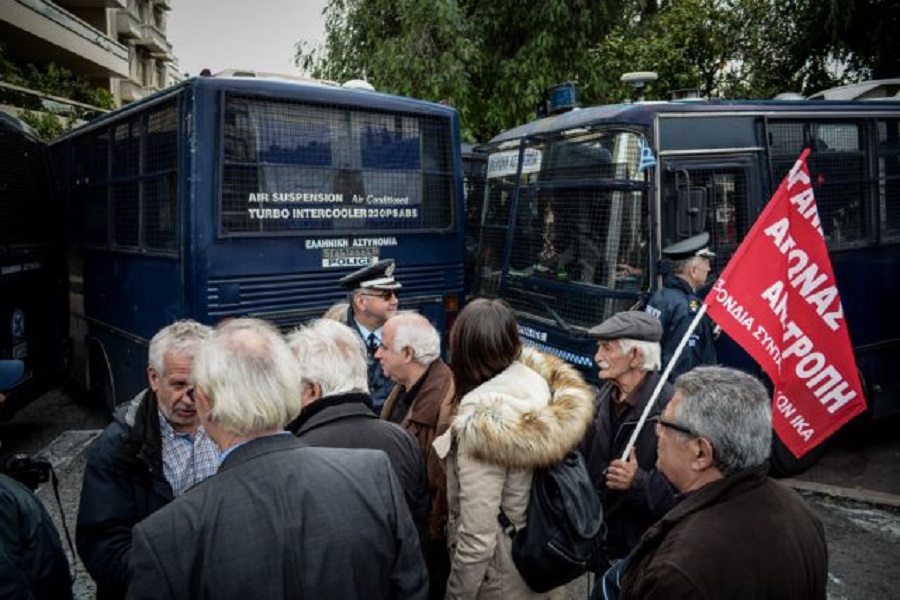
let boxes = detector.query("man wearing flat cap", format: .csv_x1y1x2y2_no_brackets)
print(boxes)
579,311,678,572
645,231,717,381
338,259,402,412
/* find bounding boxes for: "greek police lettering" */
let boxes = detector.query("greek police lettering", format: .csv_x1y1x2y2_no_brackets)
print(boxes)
305,239,350,249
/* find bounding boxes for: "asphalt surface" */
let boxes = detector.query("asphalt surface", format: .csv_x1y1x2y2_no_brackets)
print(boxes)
2,386,899,599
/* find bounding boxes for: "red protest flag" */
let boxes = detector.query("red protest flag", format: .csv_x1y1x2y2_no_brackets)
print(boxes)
704,148,866,458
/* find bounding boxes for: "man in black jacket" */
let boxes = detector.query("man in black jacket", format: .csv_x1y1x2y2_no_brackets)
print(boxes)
76,320,216,599
0,473,73,600
580,311,678,569
0,362,72,600
286,317,430,551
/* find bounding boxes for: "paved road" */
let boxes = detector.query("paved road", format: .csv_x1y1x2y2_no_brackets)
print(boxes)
2,386,899,599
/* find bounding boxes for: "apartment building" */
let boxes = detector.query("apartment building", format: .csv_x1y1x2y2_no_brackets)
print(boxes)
0,0,183,108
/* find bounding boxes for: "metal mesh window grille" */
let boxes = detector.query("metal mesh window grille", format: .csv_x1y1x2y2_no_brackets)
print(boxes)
475,130,650,330
877,119,900,241
769,120,871,249
69,100,179,254
143,104,178,250
0,121,56,246
661,166,751,271
220,95,455,234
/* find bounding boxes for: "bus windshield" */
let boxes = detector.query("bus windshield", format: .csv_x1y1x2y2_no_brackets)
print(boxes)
474,128,651,332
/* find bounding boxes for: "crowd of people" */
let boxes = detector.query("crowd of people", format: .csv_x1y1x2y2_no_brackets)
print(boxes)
5,251,828,599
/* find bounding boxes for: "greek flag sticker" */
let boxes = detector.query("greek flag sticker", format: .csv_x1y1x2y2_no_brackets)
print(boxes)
638,138,656,171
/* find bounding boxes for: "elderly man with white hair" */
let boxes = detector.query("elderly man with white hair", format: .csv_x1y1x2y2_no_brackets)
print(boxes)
376,311,455,599
127,318,428,599
580,310,679,572
285,318,429,554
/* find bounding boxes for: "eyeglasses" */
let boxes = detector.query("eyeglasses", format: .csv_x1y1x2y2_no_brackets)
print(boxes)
360,289,399,301
651,415,702,438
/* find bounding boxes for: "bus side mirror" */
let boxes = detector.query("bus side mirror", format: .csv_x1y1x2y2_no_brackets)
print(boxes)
676,187,707,237
0,360,24,391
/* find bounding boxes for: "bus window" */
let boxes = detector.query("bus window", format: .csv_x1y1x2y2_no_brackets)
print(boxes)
878,118,900,240
662,165,751,269
769,121,868,248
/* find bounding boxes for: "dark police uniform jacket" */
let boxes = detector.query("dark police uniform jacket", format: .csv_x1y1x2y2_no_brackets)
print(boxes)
645,275,716,381
347,308,395,411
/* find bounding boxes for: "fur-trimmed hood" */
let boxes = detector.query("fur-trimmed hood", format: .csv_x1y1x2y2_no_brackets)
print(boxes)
451,346,595,469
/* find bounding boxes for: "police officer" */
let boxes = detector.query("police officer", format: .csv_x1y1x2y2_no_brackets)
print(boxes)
338,259,401,412
645,232,717,381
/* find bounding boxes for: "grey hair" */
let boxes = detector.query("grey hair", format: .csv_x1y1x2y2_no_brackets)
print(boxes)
285,319,369,397
617,338,661,372
323,302,349,323
193,318,302,436
673,366,772,476
389,312,440,366
148,320,213,377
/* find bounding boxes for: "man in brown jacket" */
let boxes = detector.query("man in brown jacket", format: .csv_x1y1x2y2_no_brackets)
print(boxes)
597,366,827,600
376,312,454,599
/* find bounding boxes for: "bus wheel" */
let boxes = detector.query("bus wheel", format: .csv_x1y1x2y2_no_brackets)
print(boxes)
769,435,829,477
88,346,116,415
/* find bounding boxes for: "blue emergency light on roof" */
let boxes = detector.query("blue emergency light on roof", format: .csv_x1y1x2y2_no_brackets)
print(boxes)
547,82,579,115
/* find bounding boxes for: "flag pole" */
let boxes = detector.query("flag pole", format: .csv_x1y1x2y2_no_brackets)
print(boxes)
620,303,709,461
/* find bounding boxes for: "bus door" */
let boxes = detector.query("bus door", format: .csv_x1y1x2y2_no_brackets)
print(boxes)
658,153,763,372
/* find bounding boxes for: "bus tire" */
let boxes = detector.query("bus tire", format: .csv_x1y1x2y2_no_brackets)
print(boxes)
88,343,116,415
769,435,829,477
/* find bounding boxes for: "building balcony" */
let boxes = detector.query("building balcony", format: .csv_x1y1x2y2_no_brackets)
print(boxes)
115,10,141,40
119,79,148,103
136,23,170,57
57,0,126,8
0,0,129,79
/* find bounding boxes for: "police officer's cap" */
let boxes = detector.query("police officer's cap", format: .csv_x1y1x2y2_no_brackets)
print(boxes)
662,232,716,260
338,259,402,290
588,311,663,342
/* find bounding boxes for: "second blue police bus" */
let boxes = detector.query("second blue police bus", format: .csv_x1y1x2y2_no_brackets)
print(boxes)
470,84,900,471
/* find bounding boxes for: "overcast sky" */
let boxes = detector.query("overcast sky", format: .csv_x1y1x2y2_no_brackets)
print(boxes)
167,0,328,77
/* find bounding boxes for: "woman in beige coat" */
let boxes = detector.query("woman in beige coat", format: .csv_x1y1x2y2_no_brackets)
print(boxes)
433,298,595,599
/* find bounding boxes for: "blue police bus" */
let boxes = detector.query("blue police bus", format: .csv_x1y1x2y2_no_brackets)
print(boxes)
0,113,68,417
469,84,900,471
53,74,466,411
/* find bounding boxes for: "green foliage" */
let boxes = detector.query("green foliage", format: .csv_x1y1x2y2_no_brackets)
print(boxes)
0,43,115,110
297,0,629,142
297,0,895,142
18,109,70,141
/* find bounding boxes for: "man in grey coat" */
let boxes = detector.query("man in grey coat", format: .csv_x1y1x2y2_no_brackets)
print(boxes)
127,318,428,600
